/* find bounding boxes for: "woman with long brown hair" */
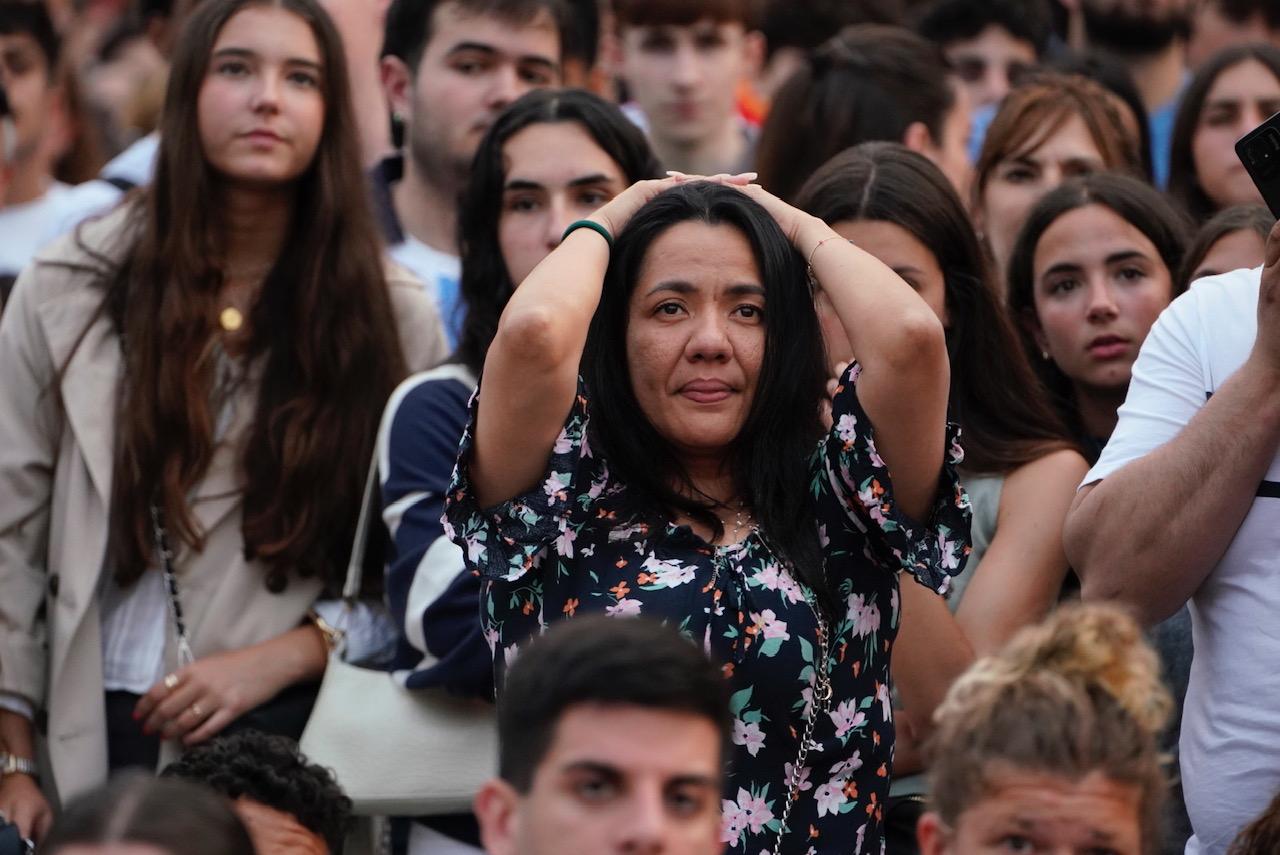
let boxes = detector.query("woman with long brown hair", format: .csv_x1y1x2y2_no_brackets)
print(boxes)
972,72,1145,285
795,143,1087,848
0,0,445,840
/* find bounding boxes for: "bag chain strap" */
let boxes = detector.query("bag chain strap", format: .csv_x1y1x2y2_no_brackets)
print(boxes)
150,502,197,669
770,598,833,855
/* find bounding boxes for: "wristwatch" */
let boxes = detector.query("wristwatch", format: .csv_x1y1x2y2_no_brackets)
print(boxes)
0,752,38,779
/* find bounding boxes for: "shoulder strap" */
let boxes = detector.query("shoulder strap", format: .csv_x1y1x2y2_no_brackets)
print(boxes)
343,452,381,603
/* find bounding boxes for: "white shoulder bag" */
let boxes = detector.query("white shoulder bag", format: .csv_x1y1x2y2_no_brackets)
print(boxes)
299,454,498,816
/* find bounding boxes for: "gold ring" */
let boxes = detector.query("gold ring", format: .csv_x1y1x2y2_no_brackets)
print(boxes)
189,704,204,719
163,673,180,691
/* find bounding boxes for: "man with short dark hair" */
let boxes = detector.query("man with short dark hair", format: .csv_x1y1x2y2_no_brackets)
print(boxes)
475,616,729,855
378,0,568,344
609,0,763,177
1080,0,1191,186
916,0,1053,110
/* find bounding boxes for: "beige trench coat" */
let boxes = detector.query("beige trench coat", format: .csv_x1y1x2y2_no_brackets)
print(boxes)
0,206,447,804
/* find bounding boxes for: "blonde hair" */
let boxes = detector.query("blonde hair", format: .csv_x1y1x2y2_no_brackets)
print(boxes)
927,604,1172,853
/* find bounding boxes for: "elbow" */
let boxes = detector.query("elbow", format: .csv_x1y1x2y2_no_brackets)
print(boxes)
491,305,573,372
885,309,947,376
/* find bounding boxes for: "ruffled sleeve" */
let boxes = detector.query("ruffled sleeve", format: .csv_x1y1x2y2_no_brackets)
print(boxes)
819,363,971,594
443,379,607,583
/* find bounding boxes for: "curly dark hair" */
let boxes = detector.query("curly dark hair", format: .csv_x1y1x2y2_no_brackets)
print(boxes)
162,730,351,854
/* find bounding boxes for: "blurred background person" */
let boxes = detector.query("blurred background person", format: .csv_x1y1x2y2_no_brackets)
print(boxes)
916,604,1172,855
752,0,900,104
608,0,762,177
39,773,254,855
1178,204,1274,289
1187,0,1280,69
1048,50,1156,180
1079,0,1192,186
377,0,568,345
916,0,1052,112
1168,44,1280,224
756,24,971,203
0,0,102,281
378,87,660,855
796,143,1087,852
972,73,1144,286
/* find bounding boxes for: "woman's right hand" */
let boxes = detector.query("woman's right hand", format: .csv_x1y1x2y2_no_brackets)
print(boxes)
0,771,53,842
589,172,757,239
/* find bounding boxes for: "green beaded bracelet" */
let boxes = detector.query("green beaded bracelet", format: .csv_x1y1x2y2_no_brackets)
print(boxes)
561,219,614,250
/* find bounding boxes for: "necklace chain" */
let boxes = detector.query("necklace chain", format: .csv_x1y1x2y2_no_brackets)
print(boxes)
710,518,834,855
772,595,832,855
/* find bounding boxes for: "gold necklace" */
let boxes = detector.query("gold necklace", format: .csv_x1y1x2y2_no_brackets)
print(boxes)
217,263,270,333
218,306,244,332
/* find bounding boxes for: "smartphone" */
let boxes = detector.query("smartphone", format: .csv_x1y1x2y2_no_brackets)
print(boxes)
1237,110,1280,218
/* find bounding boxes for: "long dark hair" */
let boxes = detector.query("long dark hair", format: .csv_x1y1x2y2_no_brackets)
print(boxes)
581,182,830,606
1169,43,1280,223
795,143,1077,474
1008,173,1192,440
755,23,954,203
91,0,407,590
454,88,662,376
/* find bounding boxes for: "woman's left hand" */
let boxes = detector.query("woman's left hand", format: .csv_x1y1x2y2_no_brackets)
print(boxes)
134,626,326,746
731,182,822,248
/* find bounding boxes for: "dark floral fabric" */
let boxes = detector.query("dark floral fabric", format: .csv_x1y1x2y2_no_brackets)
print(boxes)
444,363,971,854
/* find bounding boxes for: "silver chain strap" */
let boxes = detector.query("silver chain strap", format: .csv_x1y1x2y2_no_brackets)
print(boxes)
771,596,833,855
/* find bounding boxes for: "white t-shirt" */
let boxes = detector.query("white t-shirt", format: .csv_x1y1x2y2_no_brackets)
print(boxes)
1084,266,1280,855
0,182,75,277
389,235,462,348
34,133,162,249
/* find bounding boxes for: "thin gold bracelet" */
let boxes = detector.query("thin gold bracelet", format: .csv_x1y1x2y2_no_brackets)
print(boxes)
307,609,345,652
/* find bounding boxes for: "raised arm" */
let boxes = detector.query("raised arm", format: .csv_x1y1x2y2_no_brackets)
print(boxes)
470,175,756,508
737,184,950,521
1066,232,1280,625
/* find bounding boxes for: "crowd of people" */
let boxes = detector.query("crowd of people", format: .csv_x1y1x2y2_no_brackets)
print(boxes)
1,0,1280,853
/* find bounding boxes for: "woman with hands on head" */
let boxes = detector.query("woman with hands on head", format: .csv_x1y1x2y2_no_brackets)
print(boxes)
0,0,445,840
443,171,971,854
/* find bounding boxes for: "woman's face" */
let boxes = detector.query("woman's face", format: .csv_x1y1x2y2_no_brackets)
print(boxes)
498,121,629,288
1192,58,1280,212
1189,227,1267,283
917,769,1144,855
827,218,948,365
1029,203,1174,395
197,5,326,188
979,113,1108,275
625,221,766,460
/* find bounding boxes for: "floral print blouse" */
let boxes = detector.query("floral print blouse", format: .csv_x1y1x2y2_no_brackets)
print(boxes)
444,364,971,854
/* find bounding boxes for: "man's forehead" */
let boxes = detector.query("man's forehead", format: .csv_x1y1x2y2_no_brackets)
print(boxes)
428,1,560,52
621,17,744,36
